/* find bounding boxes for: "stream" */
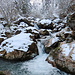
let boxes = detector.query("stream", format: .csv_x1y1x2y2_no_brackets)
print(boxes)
0,41,70,75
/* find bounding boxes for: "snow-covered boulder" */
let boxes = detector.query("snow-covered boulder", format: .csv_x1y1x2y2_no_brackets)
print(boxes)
37,19,54,29
13,17,34,27
0,32,38,60
46,40,75,74
56,27,73,42
26,27,40,41
52,18,66,32
45,37,59,53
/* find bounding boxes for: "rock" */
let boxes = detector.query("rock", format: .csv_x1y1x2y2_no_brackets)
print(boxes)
0,38,4,44
45,37,59,53
4,50,26,60
0,33,38,61
13,17,34,26
15,30,21,35
0,71,10,75
37,19,54,29
56,27,73,42
72,31,75,39
67,13,75,31
4,42,38,60
0,50,6,57
0,21,8,27
26,27,40,41
5,32,13,38
0,71,6,75
39,29,49,36
47,41,75,74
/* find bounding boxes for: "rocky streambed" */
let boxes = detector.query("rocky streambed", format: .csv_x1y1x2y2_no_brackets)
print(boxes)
0,12,75,75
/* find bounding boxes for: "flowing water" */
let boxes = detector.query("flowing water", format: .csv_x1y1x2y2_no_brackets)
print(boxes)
0,0,72,75
0,41,70,75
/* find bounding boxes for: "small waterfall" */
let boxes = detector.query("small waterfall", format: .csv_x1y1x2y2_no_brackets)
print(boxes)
34,23,39,29
37,41,45,56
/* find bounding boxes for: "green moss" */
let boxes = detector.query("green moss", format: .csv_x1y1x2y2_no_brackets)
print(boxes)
0,72,5,75
70,55,72,59
54,46,60,53
50,45,60,57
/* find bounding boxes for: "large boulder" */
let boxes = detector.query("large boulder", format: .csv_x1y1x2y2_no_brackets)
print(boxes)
67,13,75,31
13,17,34,26
37,19,54,29
0,32,38,61
46,41,75,74
25,26,40,41
45,37,59,53
56,27,74,42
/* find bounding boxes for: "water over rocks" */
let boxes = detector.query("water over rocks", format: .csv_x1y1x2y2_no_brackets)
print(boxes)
0,12,75,75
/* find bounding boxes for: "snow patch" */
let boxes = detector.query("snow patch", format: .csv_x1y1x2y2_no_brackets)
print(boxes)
71,44,75,60
26,26,39,33
61,43,75,57
52,37,59,44
40,19,52,25
0,32,33,53
61,44,70,56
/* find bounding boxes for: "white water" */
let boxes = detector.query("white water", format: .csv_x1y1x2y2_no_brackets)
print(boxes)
0,40,70,75
37,41,45,55
20,41,69,75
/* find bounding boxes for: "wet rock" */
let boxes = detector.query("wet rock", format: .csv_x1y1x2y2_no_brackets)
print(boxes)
0,71,10,75
0,71,6,75
0,50,6,57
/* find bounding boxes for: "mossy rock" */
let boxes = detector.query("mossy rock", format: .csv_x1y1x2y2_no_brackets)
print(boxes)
0,72,5,75
50,44,60,58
